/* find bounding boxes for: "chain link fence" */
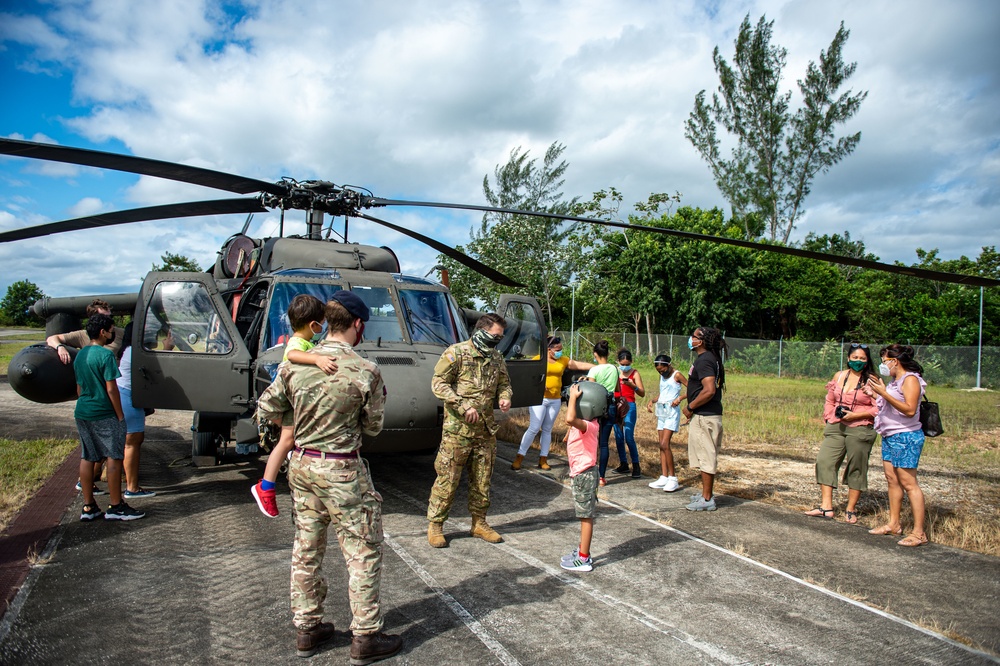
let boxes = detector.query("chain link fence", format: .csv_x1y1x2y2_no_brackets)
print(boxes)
551,329,998,389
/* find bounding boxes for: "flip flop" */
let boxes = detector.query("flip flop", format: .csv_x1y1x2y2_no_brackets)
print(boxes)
897,533,928,547
844,511,858,524
868,524,903,536
804,507,834,518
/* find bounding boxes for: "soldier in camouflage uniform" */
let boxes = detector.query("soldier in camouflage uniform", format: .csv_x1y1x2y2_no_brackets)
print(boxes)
256,291,403,663
427,312,513,548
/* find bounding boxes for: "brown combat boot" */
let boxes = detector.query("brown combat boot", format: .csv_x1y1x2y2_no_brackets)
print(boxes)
538,456,551,470
427,521,447,548
350,631,403,665
470,515,503,543
511,454,524,470
296,621,335,658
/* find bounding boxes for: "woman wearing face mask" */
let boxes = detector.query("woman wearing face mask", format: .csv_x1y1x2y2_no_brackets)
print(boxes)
804,344,878,523
863,345,928,547
513,336,593,470
585,340,618,486
611,349,645,478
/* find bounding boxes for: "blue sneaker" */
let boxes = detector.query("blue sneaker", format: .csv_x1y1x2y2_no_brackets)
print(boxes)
76,481,107,495
686,495,717,511
123,488,156,499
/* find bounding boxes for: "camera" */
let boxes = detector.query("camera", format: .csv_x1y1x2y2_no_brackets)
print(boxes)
835,405,848,419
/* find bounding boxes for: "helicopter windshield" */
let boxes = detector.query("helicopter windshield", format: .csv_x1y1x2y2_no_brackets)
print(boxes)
350,286,403,343
397,289,467,345
266,282,343,350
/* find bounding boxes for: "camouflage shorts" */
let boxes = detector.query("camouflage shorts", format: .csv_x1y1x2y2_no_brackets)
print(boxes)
570,466,599,518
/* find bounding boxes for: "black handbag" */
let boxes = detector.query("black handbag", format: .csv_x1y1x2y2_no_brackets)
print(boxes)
919,394,943,437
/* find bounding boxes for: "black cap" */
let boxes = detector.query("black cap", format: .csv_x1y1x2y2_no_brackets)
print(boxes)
331,291,370,322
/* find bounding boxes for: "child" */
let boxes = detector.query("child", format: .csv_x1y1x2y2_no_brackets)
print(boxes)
560,383,600,572
251,294,337,517
74,313,145,521
645,354,687,492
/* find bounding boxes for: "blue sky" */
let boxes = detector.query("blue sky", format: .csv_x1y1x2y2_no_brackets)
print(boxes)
1,0,998,299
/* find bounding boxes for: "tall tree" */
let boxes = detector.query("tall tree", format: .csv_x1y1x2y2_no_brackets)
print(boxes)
441,142,578,329
0,279,45,326
152,252,201,272
685,15,867,243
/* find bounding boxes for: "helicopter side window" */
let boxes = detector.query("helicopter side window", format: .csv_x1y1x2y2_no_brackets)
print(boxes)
142,282,234,354
350,286,403,342
398,289,461,345
500,302,542,362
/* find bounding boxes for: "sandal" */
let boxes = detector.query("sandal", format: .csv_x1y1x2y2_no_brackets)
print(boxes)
868,524,903,536
844,511,858,524
897,533,928,547
804,507,834,518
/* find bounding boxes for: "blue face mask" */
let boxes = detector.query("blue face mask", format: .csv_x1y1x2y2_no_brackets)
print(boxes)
552,350,563,359
619,364,631,372
687,336,695,350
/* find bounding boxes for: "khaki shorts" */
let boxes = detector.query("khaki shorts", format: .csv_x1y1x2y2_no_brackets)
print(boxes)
688,414,723,474
571,466,599,518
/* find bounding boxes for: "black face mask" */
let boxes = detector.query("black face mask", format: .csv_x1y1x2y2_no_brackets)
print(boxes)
108,330,116,344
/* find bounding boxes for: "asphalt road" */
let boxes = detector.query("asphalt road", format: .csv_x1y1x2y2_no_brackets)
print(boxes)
0,385,997,665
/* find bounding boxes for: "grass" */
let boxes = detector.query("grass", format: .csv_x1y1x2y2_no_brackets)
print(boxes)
0,437,77,533
0,331,46,375
499,357,1000,556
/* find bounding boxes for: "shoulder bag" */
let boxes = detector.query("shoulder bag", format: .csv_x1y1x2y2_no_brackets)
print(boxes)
919,393,944,437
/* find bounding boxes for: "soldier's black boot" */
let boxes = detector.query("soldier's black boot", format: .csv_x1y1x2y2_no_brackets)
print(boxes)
350,631,403,665
296,621,335,658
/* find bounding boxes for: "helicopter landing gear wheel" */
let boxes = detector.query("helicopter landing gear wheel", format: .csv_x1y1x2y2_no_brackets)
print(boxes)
192,431,219,464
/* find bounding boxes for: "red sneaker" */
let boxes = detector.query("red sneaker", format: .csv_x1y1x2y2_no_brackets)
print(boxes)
251,481,279,517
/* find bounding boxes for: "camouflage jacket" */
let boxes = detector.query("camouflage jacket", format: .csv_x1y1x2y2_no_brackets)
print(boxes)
431,340,513,438
257,340,385,453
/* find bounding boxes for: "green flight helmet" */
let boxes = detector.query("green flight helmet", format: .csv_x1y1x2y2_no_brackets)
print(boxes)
573,380,611,421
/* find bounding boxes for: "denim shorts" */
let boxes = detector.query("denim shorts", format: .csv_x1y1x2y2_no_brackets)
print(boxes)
881,430,925,469
119,388,145,434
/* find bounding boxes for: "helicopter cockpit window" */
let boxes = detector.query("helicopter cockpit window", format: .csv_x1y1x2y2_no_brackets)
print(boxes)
142,282,234,354
500,302,542,362
351,286,403,343
398,289,463,345
266,282,343,350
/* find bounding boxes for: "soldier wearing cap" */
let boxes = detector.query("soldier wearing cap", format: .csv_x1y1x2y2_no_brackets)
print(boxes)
426,312,513,548
257,290,402,663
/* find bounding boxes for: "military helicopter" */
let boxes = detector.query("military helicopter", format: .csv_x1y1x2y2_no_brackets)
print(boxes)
2,137,997,464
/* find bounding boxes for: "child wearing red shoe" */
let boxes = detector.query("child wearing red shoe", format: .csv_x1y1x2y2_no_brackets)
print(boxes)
252,295,337,517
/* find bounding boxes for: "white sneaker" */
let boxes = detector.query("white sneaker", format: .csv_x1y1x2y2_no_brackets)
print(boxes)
560,555,593,572
663,476,680,492
648,475,670,489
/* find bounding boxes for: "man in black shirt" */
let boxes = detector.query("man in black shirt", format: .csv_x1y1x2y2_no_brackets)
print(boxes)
682,326,727,511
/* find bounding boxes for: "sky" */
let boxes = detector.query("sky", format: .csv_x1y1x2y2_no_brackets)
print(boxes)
0,0,998,300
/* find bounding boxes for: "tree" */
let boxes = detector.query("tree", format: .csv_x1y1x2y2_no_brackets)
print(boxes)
0,280,45,326
152,252,201,272
685,15,867,243
440,142,578,329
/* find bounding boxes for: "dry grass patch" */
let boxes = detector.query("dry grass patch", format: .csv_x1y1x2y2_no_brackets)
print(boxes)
0,437,77,533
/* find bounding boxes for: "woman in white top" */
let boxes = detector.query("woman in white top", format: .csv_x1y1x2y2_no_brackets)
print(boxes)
645,354,687,492
117,322,155,499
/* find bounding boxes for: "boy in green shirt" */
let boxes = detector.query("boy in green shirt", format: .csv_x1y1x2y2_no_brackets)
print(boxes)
74,314,145,521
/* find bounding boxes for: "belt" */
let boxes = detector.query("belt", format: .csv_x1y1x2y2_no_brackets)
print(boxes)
294,447,359,460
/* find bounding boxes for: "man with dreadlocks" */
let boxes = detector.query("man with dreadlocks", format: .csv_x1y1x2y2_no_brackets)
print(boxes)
682,326,727,511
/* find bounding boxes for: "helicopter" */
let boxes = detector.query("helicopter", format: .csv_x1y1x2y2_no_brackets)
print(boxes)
2,137,998,465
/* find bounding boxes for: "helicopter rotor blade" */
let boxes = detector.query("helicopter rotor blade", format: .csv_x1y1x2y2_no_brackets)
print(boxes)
0,137,286,196
0,198,267,243
357,212,523,287
369,198,1000,288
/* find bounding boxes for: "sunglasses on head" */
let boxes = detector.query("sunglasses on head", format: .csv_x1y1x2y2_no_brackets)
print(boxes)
849,343,868,350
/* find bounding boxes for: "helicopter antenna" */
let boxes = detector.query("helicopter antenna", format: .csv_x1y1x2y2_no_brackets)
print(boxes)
240,213,254,236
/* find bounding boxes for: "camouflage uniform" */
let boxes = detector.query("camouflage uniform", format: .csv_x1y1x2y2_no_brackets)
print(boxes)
427,339,512,523
256,339,386,634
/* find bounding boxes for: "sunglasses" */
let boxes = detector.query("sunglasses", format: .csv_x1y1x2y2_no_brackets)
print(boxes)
849,343,868,349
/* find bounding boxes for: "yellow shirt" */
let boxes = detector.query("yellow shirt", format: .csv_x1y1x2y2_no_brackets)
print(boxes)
544,355,570,399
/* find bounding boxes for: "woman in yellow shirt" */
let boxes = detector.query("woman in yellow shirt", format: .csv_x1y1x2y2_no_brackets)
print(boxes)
513,336,593,470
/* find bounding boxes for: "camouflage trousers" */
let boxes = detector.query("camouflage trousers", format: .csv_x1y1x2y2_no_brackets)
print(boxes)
287,453,384,634
426,431,497,523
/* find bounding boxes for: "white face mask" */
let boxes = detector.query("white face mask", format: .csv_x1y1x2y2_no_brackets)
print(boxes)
879,361,892,376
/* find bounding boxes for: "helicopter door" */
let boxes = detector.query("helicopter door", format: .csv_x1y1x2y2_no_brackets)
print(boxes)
132,272,253,412
496,294,546,408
